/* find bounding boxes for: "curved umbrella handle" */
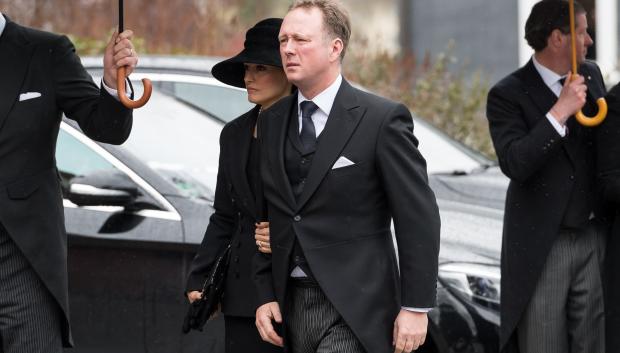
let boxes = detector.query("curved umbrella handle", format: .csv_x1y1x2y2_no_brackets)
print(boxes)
569,0,607,127
117,66,152,109
575,98,608,127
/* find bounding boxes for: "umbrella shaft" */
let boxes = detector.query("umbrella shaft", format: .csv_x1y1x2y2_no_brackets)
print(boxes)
119,0,124,33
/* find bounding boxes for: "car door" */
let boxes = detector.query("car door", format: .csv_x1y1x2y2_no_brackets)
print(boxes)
57,122,183,243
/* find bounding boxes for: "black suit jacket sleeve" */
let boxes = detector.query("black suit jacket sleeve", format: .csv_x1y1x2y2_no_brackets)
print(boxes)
598,84,620,204
252,116,276,307
186,129,237,292
487,83,564,184
376,103,441,308
53,35,132,145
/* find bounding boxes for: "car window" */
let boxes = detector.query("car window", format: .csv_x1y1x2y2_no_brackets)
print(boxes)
120,86,222,200
56,128,120,194
160,81,253,123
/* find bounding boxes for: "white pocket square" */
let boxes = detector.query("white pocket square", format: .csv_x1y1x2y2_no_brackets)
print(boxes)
332,156,355,169
19,92,42,102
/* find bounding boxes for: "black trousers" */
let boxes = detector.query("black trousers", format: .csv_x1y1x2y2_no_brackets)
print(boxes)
224,315,282,353
285,278,365,353
0,224,63,353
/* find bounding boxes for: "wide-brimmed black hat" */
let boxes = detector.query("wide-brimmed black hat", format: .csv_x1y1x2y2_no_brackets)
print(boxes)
211,18,283,88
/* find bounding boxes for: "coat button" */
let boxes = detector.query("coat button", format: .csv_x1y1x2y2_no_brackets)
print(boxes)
294,215,301,221
569,175,575,180
234,256,239,263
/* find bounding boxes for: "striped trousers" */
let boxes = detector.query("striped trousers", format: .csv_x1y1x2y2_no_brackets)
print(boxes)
0,224,63,353
517,221,606,353
285,278,366,353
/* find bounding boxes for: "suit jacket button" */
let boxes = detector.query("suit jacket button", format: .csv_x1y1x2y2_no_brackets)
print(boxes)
294,215,301,221
234,256,239,263
569,175,575,180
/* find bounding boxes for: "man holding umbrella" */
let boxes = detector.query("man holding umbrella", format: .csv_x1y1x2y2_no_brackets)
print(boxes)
486,1,607,352
0,11,139,353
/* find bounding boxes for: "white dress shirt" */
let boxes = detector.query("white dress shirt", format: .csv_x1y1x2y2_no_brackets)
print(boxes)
292,74,430,313
297,74,342,136
0,12,122,99
532,55,568,137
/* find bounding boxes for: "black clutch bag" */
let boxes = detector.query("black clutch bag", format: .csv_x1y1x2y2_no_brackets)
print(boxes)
182,244,232,334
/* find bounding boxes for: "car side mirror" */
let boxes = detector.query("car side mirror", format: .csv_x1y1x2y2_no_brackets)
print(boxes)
68,169,139,207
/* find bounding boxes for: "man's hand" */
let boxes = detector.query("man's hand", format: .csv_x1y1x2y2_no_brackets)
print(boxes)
103,30,138,89
393,310,428,353
187,291,202,303
255,222,272,254
550,72,588,125
256,301,284,347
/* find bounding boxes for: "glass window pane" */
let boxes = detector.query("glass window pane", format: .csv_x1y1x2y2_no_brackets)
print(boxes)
169,82,253,123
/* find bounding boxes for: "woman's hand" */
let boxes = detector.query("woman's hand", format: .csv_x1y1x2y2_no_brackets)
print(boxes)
187,291,202,303
255,222,272,254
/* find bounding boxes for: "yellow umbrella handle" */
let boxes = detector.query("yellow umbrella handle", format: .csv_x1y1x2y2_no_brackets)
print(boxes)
569,0,607,127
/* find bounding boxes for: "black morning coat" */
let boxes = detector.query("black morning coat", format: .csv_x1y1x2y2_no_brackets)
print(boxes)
0,16,133,346
186,106,264,317
486,59,607,352
596,83,620,353
253,79,441,353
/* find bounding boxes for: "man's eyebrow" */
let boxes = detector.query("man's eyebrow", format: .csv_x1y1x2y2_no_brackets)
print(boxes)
279,32,310,40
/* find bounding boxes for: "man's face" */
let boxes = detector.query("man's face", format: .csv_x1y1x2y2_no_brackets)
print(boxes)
564,13,594,64
278,7,333,88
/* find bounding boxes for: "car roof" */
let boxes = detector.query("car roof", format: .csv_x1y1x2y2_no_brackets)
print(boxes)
80,55,223,77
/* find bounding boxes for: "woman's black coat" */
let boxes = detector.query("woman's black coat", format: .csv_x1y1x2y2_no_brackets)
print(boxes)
186,105,262,317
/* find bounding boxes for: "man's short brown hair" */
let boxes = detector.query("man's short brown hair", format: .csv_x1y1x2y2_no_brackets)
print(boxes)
289,0,351,59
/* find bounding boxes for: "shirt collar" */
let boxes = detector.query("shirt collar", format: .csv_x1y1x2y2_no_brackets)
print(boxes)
532,55,565,88
297,74,343,117
0,13,6,38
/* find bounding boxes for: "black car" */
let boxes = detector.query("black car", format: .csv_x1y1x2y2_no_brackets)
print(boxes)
59,57,505,353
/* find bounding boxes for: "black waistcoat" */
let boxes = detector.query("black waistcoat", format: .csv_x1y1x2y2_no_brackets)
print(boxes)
284,108,317,278
560,105,597,229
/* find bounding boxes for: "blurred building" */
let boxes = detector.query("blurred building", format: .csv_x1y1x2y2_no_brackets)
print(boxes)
400,0,619,84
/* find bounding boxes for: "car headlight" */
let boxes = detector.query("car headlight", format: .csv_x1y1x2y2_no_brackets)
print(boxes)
438,262,500,311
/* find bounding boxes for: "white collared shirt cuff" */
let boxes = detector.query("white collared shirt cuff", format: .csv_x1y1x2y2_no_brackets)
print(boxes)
402,306,432,313
101,79,131,101
546,112,567,137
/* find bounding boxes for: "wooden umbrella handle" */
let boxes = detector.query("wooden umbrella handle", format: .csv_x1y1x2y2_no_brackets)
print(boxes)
569,0,607,127
116,0,151,109
116,66,152,109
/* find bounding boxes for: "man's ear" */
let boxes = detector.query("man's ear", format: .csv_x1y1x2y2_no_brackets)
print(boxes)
329,38,344,63
548,29,566,50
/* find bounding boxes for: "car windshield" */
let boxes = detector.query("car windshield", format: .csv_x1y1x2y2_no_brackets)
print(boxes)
121,84,223,200
412,117,493,175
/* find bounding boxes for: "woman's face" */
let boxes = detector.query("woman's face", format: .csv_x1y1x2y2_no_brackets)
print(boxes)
243,63,291,109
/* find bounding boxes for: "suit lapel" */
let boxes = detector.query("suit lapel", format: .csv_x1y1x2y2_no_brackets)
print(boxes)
265,96,297,210
0,18,36,132
296,80,365,212
522,60,558,120
229,106,259,219
287,108,306,154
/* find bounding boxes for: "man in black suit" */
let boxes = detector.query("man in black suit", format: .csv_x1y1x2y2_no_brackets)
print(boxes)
253,1,440,352
486,1,607,352
0,13,137,353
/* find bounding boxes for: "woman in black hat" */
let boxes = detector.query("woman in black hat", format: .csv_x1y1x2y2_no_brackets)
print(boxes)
185,18,290,353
